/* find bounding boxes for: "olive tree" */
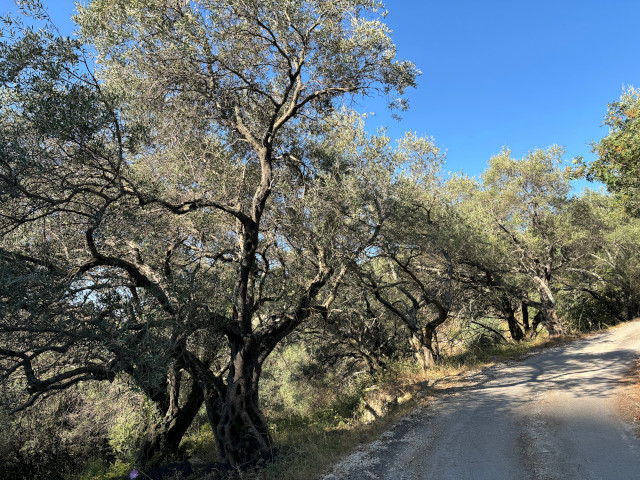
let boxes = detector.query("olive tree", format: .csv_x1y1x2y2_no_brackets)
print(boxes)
354,134,460,369
2,0,418,468
445,173,537,341
476,147,574,336
0,6,214,467
559,191,640,328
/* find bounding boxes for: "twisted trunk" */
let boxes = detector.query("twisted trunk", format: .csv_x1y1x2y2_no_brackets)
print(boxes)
409,330,435,370
198,263,333,468
214,337,272,469
409,323,440,370
533,276,565,337
501,296,524,342
522,303,530,334
136,374,204,468
537,306,565,337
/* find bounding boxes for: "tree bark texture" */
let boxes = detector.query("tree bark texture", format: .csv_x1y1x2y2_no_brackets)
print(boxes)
537,307,565,337
136,379,204,468
533,276,565,337
501,296,524,342
522,303,530,334
213,338,272,469
409,326,437,370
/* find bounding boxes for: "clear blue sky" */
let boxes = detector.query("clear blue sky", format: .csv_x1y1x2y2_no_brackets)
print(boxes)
374,0,640,179
3,0,639,181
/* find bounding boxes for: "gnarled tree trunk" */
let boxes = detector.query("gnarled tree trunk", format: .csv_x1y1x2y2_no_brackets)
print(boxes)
408,321,442,371
533,276,565,337
136,372,204,468
501,297,524,341
213,337,272,469
190,260,334,469
409,328,436,370
536,306,565,337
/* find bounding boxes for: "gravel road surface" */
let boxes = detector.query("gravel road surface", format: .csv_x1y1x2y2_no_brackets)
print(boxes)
323,321,640,480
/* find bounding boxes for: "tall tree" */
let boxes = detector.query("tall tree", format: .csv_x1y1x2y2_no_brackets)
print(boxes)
446,174,534,341
357,134,457,369
0,4,215,466
2,0,418,468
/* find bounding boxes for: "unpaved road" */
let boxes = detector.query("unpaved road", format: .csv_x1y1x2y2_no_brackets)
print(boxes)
324,321,640,480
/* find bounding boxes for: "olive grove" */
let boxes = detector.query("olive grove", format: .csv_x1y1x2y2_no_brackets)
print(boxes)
1,1,640,478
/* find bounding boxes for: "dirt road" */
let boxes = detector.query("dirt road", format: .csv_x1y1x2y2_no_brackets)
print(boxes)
324,321,640,480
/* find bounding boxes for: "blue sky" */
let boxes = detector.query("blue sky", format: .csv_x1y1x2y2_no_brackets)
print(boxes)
373,0,640,180
2,0,639,182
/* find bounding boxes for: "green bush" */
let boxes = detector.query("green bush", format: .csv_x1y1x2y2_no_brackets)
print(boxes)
0,388,111,479
558,290,622,332
0,380,152,480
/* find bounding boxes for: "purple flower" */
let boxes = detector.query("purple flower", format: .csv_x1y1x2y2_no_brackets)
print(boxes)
129,469,139,479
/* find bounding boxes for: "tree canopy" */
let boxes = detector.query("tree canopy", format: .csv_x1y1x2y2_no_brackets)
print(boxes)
590,87,640,215
2,0,421,469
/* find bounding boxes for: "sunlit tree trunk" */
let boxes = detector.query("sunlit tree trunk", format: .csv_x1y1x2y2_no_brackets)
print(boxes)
534,276,565,337
409,329,436,370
